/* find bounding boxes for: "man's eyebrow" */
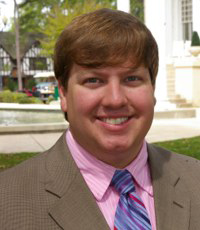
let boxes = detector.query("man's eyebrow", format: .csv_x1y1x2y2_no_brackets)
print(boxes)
75,66,145,78
123,66,145,73
75,69,100,81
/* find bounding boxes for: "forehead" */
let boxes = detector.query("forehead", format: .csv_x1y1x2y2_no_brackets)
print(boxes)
70,59,147,75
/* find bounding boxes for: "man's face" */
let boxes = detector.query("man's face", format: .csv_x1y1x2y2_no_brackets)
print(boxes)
59,60,155,168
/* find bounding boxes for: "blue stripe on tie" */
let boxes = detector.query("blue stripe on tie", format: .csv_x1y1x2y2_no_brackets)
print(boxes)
111,169,152,230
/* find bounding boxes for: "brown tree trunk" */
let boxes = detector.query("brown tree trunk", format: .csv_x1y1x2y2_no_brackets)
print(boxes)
14,0,22,91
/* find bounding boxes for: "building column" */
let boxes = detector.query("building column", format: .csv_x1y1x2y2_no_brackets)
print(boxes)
144,0,176,110
193,0,200,36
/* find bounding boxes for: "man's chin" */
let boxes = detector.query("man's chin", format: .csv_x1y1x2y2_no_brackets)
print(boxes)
99,142,132,155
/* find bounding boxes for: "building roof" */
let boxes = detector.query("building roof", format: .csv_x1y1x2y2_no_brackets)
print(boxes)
0,32,45,60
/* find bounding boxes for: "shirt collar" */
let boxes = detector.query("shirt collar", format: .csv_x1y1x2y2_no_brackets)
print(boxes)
126,142,153,196
66,130,152,201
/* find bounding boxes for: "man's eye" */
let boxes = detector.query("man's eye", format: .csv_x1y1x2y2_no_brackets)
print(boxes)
85,78,102,84
125,76,139,82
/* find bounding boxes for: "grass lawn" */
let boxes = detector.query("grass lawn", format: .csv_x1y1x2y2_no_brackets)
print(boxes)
0,136,200,171
154,136,200,160
0,152,38,171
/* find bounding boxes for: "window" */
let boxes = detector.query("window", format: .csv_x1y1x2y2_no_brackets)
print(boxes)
29,57,47,71
181,0,193,41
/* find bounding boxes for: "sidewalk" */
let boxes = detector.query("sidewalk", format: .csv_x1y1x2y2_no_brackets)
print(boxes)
1,117,200,154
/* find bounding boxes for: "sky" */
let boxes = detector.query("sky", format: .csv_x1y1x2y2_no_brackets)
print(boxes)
0,0,23,31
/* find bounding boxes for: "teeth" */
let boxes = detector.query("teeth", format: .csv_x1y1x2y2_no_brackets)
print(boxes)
101,117,128,125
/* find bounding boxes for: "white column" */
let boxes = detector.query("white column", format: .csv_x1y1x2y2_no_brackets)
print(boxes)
117,0,130,13
172,0,182,41
144,0,175,110
193,0,200,36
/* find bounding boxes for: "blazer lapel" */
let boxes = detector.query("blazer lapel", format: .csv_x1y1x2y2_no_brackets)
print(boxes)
44,132,109,230
148,144,190,230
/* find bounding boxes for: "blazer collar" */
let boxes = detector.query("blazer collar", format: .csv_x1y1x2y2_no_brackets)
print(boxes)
147,144,190,230
45,132,109,230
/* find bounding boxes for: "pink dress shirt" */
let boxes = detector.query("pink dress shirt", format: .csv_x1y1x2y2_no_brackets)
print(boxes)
66,130,156,230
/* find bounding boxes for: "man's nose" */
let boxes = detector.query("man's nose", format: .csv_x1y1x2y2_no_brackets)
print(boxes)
101,81,128,108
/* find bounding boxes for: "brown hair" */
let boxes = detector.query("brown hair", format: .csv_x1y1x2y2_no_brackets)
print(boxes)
54,8,159,87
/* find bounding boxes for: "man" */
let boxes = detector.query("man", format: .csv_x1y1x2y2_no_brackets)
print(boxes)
0,8,200,230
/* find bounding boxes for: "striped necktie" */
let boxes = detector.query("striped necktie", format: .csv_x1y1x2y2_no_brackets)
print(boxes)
111,169,152,230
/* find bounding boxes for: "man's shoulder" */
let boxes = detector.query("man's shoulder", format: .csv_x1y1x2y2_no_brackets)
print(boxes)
0,132,67,188
0,141,68,229
148,143,200,162
147,143,200,178
0,151,47,191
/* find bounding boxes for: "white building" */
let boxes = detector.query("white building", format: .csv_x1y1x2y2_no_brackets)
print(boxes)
145,0,200,109
118,0,200,109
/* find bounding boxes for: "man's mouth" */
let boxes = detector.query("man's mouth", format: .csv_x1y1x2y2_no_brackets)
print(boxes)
99,117,129,125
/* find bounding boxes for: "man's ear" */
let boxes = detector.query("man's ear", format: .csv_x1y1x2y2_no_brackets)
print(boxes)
154,96,157,106
152,85,156,105
58,81,68,112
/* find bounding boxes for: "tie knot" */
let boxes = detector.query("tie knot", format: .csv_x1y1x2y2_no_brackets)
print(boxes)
111,169,135,195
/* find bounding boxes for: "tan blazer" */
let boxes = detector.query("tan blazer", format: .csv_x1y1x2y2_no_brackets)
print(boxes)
1,132,200,230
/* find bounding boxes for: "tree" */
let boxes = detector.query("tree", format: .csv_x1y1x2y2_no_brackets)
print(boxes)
18,0,60,33
17,0,144,34
16,0,143,57
14,0,23,91
34,0,115,56
191,31,200,46
130,0,144,21
18,0,115,34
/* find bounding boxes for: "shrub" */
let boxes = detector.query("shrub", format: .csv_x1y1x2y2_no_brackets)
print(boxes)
12,92,27,103
46,95,54,104
0,90,43,104
191,31,200,46
18,96,42,104
18,96,33,104
6,78,18,92
25,78,36,90
0,90,14,102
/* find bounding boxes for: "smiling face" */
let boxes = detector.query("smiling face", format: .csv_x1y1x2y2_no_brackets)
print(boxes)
59,60,155,168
